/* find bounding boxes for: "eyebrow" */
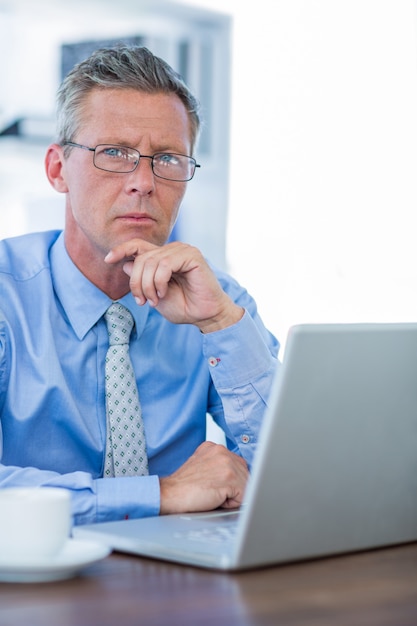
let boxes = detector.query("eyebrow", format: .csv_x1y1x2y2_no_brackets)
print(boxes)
96,140,190,153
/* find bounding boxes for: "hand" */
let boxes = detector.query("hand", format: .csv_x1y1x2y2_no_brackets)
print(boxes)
159,442,249,515
105,239,244,332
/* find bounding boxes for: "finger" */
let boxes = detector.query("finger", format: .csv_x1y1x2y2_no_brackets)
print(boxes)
125,257,147,306
129,247,183,306
122,261,152,307
126,254,165,306
122,260,133,277
143,258,175,304
134,256,160,306
104,238,155,264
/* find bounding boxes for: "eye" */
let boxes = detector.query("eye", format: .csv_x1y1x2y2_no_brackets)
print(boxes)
154,153,180,167
102,146,128,159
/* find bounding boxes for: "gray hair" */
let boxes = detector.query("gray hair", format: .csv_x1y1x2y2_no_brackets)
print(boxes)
56,45,201,152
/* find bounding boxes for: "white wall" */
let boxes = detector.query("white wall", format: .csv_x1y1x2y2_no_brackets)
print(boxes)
183,0,417,351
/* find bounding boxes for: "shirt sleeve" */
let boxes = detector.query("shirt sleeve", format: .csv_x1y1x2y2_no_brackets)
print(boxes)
0,462,161,526
202,309,280,468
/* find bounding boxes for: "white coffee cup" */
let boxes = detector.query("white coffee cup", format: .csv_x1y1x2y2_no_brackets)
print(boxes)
0,487,72,563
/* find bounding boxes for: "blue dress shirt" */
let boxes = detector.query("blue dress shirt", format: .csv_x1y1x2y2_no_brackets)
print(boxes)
0,231,279,525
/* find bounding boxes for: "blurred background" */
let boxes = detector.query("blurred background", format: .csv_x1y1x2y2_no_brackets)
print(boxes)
1,0,417,355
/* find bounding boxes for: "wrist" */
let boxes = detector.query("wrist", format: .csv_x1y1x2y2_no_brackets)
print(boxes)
197,304,244,334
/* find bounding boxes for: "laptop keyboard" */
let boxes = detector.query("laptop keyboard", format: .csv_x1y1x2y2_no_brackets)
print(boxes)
174,521,239,544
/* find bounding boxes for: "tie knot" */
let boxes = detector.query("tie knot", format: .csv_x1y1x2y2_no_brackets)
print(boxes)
104,303,134,346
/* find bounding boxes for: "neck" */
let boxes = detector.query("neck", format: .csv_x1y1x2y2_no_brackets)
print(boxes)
64,236,131,301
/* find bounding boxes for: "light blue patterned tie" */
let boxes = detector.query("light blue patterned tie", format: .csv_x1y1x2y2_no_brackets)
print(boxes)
103,303,148,477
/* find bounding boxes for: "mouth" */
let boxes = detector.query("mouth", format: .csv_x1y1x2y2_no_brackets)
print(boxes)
113,210,168,247
117,212,156,224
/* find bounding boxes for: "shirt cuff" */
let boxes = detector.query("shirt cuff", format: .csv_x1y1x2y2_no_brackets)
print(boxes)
92,474,161,523
202,309,276,389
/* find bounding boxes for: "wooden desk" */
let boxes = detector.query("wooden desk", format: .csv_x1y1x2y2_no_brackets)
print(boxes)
0,543,416,626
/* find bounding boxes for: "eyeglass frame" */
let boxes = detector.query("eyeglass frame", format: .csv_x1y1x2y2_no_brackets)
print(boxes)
62,141,201,182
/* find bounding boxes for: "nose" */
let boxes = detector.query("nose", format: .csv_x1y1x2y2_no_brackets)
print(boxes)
124,155,155,195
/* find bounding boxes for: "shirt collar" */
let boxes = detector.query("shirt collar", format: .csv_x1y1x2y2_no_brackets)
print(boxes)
50,233,149,340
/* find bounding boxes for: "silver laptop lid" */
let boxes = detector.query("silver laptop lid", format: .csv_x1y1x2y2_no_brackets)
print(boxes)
236,323,417,567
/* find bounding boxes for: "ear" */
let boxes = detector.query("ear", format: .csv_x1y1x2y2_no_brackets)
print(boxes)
45,144,69,193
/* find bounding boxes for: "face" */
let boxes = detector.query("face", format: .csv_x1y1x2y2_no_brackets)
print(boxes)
49,88,192,265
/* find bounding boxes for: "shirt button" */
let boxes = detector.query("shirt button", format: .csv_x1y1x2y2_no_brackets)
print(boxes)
241,434,250,444
208,356,219,367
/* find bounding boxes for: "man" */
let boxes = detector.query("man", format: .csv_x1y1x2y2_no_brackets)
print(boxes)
0,46,279,525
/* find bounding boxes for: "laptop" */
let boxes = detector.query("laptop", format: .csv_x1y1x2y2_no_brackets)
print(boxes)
74,323,417,570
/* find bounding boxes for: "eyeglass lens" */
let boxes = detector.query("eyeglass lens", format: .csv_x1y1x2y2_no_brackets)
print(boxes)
94,145,196,180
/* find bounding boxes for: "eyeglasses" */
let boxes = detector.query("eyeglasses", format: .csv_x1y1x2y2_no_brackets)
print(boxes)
63,142,200,181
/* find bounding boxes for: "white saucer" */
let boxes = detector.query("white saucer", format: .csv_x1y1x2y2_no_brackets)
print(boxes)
0,539,111,583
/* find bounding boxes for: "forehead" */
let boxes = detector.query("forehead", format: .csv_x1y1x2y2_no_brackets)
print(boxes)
78,88,192,148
